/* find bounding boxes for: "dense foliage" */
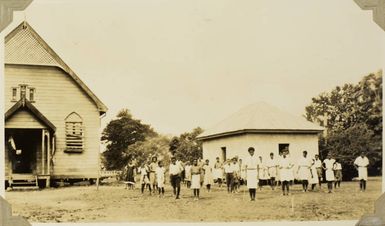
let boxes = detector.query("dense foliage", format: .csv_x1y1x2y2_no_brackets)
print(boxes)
101,109,157,170
169,127,204,163
305,71,382,179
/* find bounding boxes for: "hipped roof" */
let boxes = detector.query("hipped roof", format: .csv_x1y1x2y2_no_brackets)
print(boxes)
198,102,324,140
5,21,108,115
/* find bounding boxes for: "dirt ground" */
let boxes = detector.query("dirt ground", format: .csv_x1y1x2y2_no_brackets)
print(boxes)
5,177,382,223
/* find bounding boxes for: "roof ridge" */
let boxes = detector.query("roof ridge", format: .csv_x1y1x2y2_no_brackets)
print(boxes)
5,21,108,114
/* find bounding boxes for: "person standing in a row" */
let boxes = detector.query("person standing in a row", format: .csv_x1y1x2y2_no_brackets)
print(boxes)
323,154,335,193
224,159,235,193
354,152,370,192
297,151,312,192
245,147,258,201
314,154,323,189
266,152,278,190
279,149,294,196
191,159,202,200
169,156,183,199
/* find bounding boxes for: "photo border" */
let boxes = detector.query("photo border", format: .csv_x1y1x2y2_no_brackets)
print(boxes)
0,0,384,225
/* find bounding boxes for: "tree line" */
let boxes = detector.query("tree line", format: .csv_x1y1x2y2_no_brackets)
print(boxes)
101,109,203,171
305,70,382,179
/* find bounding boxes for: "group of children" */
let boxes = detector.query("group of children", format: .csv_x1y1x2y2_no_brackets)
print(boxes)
122,149,370,200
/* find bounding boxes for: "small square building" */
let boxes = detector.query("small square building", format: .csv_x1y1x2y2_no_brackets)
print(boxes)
197,102,324,164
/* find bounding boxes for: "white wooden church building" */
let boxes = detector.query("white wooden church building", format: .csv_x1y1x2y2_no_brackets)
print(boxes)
4,21,108,188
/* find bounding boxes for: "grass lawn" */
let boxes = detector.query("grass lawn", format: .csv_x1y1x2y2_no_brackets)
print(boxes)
5,177,382,223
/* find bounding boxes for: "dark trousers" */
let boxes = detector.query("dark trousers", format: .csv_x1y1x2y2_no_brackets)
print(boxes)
170,175,181,198
360,180,367,191
226,173,234,192
282,181,290,195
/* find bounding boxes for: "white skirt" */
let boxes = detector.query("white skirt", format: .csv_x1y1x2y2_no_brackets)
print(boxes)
280,168,293,182
325,169,335,181
358,167,368,180
191,174,201,189
213,168,223,179
298,167,311,180
203,171,214,185
268,167,277,178
247,169,258,189
157,175,164,188
309,168,319,184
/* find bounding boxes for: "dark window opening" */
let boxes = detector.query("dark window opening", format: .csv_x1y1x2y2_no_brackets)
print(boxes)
29,88,35,102
221,147,226,162
11,88,17,101
278,143,290,155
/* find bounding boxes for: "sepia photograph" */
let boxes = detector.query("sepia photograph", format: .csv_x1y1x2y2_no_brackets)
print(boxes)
0,0,384,224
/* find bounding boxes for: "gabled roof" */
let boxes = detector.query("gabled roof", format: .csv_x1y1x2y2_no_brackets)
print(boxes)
5,21,108,115
198,102,324,140
5,98,56,132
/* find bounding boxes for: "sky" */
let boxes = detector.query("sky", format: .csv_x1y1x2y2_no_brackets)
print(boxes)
3,0,385,136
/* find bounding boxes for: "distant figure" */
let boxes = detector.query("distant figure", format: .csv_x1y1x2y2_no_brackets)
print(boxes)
323,154,335,193
156,161,166,197
278,149,294,196
309,159,319,191
245,147,258,201
191,159,202,200
149,156,158,193
258,156,268,190
184,161,192,188
231,157,240,193
169,156,183,199
198,158,205,186
276,151,283,186
213,157,224,187
297,150,312,192
239,159,246,186
333,159,342,188
224,159,235,193
314,154,323,189
203,159,214,192
124,159,136,190
354,152,370,192
266,152,278,190
138,162,151,194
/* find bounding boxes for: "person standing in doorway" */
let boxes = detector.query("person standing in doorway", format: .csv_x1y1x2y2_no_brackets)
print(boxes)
354,152,370,192
323,154,335,193
244,147,259,201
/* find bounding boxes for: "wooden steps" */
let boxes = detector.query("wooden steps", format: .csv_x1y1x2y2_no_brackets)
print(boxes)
8,174,39,190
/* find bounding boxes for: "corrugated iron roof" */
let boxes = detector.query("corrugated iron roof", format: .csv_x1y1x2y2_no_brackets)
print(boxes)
5,21,108,115
198,102,324,140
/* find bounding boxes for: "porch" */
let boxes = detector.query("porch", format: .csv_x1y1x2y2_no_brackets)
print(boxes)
5,128,55,189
